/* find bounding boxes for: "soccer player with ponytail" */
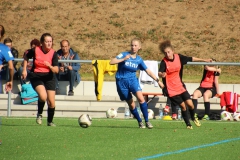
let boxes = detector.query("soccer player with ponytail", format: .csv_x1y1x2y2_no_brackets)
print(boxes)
158,40,212,129
110,38,164,129
22,33,59,126
192,59,221,120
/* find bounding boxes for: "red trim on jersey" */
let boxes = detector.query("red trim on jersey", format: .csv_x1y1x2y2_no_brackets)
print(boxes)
164,54,186,97
34,46,54,72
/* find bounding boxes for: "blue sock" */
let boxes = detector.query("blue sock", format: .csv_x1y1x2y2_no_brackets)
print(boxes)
130,107,142,122
140,102,148,122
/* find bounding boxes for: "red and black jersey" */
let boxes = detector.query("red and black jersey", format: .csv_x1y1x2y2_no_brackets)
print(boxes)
26,46,58,73
200,67,220,88
159,54,192,97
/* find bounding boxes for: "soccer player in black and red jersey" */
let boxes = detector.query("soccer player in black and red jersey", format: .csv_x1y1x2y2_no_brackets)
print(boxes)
21,33,59,126
158,40,212,129
192,59,221,120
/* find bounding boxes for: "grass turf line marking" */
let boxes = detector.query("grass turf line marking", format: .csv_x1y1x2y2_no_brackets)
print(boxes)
136,137,240,160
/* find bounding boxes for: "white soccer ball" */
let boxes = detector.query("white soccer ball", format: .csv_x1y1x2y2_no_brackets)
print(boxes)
148,109,154,119
106,108,118,118
221,111,232,121
78,114,92,128
106,108,117,118
233,112,240,121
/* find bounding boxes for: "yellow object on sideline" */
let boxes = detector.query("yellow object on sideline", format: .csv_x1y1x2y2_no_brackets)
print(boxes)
92,60,117,101
163,115,172,120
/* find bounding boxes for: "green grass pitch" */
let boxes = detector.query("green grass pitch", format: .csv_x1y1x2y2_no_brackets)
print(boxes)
0,117,239,160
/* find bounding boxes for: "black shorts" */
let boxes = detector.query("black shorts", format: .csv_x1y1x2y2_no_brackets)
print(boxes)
196,87,217,98
29,72,55,91
169,91,191,106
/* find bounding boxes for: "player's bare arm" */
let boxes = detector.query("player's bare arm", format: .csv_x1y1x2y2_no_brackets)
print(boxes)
192,57,212,62
109,54,130,65
145,68,164,88
158,72,166,78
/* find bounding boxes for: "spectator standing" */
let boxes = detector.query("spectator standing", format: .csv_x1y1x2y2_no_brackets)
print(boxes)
55,40,81,96
192,60,221,120
18,39,40,85
0,25,14,92
21,33,59,126
110,38,164,129
158,40,211,129
2,37,18,80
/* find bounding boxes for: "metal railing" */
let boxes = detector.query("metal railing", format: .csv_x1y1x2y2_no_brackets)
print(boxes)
4,58,240,117
14,58,240,66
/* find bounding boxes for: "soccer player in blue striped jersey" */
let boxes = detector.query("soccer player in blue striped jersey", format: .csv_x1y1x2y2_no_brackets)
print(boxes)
110,38,164,129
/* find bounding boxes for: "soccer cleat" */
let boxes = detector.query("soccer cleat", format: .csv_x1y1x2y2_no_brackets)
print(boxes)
68,90,74,96
36,114,42,125
138,122,146,129
187,126,193,129
164,105,170,113
47,122,56,127
146,122,153,129
172,114,177,120
193,119,201,127
202,114,210,120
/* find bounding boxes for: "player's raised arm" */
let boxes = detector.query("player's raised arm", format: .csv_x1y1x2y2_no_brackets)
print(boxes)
110,54,130,65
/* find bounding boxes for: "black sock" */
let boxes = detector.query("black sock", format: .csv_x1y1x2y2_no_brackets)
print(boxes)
182,110,191,126
38,100,45,115
171,105,177,114
192,99,198,113
47,107,55,123
189,109,195,120
204,102,210,115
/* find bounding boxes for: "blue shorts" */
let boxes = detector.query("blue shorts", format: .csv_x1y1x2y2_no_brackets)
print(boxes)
116,78,141,101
